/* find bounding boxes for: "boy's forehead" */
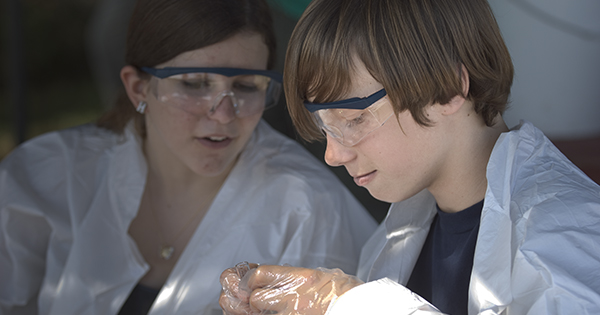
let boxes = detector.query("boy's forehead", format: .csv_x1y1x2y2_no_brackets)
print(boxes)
306,59,382,102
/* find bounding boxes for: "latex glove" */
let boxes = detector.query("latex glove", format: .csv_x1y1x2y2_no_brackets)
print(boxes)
221,264,363,315
220,262,259,315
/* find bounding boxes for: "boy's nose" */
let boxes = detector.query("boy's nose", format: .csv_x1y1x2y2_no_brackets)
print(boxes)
324,133,355,167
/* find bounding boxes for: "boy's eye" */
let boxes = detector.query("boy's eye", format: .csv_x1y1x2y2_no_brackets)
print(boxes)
346,113,366,127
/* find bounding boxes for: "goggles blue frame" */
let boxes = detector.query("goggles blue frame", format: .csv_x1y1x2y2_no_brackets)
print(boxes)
140,66,283,116
304,89,387,112
141,66,283,83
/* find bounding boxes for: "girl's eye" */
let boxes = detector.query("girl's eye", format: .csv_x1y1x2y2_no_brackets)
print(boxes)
181,79,211,89
233,81,259,93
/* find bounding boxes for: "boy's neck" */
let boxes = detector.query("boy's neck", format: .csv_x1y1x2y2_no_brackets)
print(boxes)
430,113,508,213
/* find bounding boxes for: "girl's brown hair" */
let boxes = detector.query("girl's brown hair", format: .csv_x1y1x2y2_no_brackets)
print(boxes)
96,0,277,137
285,0,514,141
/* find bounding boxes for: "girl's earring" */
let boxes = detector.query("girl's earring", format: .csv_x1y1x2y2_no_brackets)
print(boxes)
136,101,147,114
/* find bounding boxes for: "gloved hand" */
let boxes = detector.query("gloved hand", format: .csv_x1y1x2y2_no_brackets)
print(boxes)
220,262,258,315
220,263,363,315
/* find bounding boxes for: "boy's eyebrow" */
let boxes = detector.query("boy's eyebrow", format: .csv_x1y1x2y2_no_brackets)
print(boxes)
304,89,387,112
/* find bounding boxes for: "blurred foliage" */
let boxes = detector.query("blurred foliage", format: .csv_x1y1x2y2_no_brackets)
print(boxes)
267,0,311,19
23,0,97,84
1,0,103,159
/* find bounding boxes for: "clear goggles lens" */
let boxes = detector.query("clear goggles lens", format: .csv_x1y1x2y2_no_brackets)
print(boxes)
309,90,393,146
142,67,282,117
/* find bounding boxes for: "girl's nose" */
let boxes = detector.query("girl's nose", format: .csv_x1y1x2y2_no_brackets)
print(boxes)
323,133,355,167
208,91,237,124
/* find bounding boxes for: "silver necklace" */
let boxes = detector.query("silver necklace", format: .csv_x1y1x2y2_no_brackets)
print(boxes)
150,200,210,260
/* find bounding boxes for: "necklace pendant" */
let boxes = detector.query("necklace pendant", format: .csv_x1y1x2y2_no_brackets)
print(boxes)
160,245,175,260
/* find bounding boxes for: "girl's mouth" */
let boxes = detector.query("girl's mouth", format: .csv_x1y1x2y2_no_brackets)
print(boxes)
207,136,227,142
197,136,232,148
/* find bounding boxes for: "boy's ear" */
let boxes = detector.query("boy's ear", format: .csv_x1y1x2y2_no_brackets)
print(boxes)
120,65,150,110
459,64,469,97
441,65,470,116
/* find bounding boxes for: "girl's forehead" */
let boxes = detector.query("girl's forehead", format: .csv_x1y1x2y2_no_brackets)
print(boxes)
158,32,269,70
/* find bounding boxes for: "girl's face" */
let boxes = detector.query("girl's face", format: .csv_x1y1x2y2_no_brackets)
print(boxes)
322,63,449,203
143,32,269,178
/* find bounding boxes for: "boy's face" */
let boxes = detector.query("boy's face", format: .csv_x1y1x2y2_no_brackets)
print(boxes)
321,63,450,203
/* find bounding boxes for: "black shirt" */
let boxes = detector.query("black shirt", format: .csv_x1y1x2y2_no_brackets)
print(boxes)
406,199,484,315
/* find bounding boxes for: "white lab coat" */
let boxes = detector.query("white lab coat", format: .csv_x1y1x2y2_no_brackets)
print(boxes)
0,120,377,315
329,121,600,315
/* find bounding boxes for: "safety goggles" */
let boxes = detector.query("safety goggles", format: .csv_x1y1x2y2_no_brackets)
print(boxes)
141,67,282,117
304,89,393,146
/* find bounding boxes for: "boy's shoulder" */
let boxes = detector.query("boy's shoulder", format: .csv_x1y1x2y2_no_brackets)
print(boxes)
491,121,600,215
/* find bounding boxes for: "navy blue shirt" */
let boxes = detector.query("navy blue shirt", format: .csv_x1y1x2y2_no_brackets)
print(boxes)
406,199,483,315
118,284,160,315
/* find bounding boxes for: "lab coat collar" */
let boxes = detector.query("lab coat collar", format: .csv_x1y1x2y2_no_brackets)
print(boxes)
362,189,437,284
359,120,600,314
362,121,537,312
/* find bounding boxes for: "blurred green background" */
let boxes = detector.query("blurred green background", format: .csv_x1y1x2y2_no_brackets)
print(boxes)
1,0,105,158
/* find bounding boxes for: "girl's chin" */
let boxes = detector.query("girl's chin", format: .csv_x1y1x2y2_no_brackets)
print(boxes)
191,157,238,178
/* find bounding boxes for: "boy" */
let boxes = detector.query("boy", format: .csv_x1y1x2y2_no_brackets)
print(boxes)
220,0,600,313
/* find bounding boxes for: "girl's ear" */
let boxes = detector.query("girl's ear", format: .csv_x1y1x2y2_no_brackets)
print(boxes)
121,65,150,111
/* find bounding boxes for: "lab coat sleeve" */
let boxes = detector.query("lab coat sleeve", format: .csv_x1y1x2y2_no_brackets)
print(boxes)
0,146,54,314
245,121,378,275
326,278,444,315
265,171,377,274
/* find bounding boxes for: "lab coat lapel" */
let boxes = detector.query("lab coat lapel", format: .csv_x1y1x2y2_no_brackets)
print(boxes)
468,124,526,314
366,189,437,284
